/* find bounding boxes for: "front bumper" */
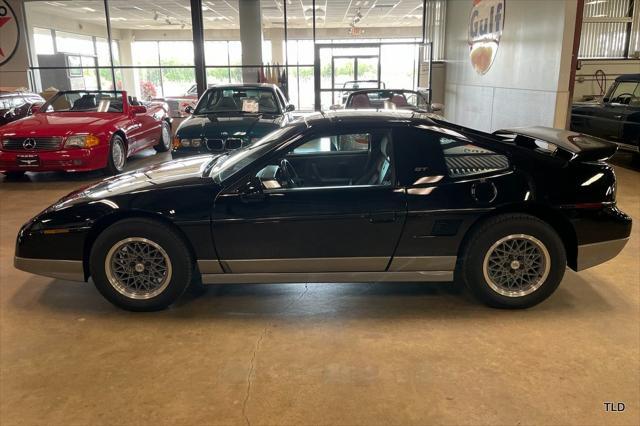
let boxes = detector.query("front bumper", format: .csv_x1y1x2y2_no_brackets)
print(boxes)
0,145,109,172
14,256,85,282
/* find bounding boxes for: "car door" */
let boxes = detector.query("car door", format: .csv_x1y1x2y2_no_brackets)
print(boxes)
389,126,515,272
211,126,406,273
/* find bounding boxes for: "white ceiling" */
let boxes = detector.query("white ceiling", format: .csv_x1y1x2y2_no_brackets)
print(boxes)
26,0,425,30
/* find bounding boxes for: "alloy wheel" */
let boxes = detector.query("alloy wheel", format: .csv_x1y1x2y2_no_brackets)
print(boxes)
105,237,173,300
112,139,126,171
482,234,551,297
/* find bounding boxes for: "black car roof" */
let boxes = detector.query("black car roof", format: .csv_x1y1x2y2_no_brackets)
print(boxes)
298,109,439,128
614,74,640,82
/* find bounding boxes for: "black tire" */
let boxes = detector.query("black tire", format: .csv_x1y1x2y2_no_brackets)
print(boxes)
104,134,127,176
459,213,566,309
154,121,171,152
89,218,193,311
2,171,26,179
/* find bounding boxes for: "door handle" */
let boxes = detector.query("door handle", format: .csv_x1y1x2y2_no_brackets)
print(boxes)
367,212,396,223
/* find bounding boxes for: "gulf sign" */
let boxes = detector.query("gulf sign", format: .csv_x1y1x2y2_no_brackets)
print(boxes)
468,0,505,75
0,0,20,66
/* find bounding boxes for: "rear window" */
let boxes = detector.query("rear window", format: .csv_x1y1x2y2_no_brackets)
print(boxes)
439,137,509,178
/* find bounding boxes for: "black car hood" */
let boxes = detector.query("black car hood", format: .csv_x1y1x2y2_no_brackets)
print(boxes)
52,155,218,210
177,114,282,140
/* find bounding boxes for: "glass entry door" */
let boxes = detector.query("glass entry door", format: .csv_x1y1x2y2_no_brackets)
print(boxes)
315,44,382,110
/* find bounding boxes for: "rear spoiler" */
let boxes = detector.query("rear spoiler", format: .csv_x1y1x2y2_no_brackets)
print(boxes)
493,126,617,162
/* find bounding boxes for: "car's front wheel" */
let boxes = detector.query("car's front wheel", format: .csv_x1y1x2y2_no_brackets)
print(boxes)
104,134,127,175
90,218,193,311
154,121,171,152
460,213,566,309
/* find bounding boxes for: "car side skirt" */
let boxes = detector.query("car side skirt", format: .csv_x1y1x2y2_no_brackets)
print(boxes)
201,270,454,284
576,237,629,271
14,257,85,282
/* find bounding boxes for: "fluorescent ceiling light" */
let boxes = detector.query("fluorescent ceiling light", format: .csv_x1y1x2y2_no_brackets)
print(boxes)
46,1,66,6
586,0,607,5
81,7,96,12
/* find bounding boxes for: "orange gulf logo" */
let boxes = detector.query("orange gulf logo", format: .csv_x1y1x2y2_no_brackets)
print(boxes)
468,0,505,75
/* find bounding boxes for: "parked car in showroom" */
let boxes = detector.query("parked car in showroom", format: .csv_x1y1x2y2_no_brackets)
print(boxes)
571,74,640,159
0,90,171,177
0,90,45,126
14,110,631,311
172,84,295,157
154,83,215,118
342,89,432,112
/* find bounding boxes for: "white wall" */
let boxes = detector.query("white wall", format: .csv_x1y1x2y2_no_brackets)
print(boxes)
444,0,578,132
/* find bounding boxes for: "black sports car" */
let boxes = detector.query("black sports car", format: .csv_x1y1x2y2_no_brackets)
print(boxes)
14,111,631,311
0,90,45,126
571,74,640,157
172,83,295,157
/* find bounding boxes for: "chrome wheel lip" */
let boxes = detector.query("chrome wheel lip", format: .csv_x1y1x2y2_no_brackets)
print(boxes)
482,233,551,298
112,139,126,171
105,237,172,300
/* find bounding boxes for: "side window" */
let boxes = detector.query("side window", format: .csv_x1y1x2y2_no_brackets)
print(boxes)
293,133,371,154
254,131,392,190
439,137,509,178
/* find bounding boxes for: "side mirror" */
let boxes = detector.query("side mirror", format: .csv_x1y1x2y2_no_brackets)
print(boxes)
329,104,343,110
285,104,295,112
225,138,243,150
131,105,147,115
184,105,194,114
30,103,43,114
239,176,265,203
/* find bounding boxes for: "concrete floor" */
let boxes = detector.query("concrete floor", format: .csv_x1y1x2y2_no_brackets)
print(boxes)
0,150,638,426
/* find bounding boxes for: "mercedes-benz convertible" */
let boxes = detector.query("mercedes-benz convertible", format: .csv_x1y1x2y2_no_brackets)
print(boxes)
14,111,631,311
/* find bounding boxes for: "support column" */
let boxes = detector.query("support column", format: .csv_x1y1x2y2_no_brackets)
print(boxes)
239,0,263,83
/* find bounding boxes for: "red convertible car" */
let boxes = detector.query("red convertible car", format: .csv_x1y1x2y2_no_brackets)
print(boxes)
0,90,171,177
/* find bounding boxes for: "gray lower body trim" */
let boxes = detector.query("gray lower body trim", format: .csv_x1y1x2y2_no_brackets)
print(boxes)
201,270,453,284
576,237,629,271
14,257,85,282
388,256,457,272
222,257,389,273
197,259,224,274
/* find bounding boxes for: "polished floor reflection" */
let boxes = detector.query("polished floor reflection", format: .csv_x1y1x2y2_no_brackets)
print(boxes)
1,151,638,425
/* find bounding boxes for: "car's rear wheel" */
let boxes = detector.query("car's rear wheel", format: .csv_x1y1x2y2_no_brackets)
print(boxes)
105,134,127,175
154,121,171,152
90,218,193,311
460,213,566,309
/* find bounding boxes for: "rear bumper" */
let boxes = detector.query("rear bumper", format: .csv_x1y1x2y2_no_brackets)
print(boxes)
0,145,109,172
576,238,630,271
14,256,85,282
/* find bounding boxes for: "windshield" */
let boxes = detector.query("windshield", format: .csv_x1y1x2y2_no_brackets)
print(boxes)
210,126,296,183
195,87,280,115
347,90,428,111
42,91,124,113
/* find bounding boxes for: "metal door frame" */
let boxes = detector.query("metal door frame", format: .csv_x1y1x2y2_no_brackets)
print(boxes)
314,43,383,111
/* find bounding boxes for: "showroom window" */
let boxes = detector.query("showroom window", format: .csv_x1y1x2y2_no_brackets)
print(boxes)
579,0,640,58
23,0,446,111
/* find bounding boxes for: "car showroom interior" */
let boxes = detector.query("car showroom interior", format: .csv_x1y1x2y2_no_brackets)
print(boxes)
0,0,638,424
